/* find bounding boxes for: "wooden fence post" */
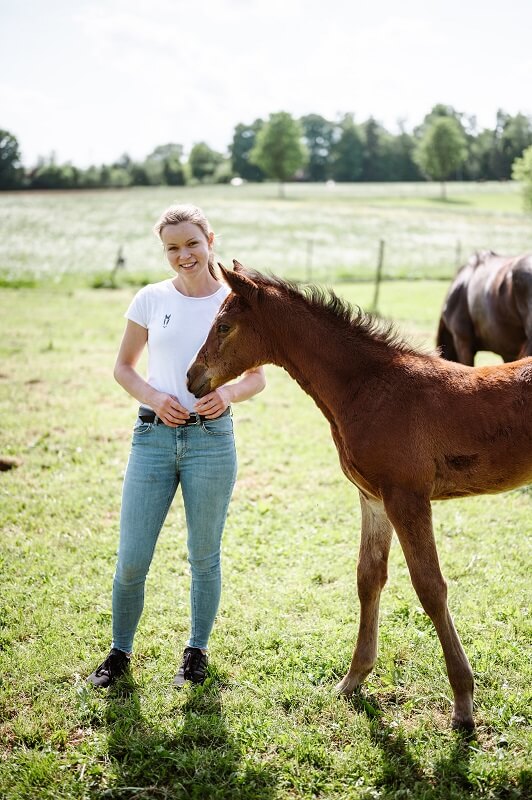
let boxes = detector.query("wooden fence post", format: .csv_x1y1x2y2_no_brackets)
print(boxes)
371,239,385,313
306,238,314,282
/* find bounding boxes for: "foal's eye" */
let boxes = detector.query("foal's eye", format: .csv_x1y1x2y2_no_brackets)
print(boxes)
217,323,230,334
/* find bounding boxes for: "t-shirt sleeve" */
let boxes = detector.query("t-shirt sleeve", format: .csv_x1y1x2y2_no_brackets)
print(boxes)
125,287,149,328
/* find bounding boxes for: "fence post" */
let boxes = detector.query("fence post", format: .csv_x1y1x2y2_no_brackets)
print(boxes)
110,246,126,288
306,238,313,282
371,239,385,313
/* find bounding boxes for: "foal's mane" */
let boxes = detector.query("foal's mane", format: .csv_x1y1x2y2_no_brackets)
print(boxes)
244,268,423,357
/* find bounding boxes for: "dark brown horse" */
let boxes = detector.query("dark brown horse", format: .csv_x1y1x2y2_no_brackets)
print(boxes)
188,262,532,731
437,250,532,364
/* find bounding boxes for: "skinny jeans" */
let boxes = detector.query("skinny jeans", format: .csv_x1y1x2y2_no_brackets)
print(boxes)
112,413,237,653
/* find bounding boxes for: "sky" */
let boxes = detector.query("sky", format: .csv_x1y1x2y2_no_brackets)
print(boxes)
1,0,531,168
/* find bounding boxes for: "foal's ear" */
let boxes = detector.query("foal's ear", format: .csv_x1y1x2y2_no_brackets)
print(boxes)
218,261,260,305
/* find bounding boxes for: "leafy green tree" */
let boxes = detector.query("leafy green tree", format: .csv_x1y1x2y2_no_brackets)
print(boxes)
384,125,423,181
162,158,186,185
230,121,265,181
188,142,224,182
250,111,307,196
300,114,335,181
415,117,467,198
146,143,186,185
147,143,184,162
361,117,389,181
29,157,80,189
490,111,532,179
0,129,23,189
329,114,364,182
512,145,532,211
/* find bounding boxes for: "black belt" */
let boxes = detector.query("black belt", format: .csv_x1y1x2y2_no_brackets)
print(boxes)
138,406,230,426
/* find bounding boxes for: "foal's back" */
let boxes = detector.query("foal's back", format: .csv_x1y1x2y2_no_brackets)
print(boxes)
409,355,532,499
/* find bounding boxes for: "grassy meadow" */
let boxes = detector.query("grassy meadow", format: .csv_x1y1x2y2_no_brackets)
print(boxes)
0,184,531,799
0,181,530,286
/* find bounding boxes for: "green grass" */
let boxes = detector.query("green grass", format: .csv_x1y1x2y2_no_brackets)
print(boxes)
0,280,530,799
0,182,530,287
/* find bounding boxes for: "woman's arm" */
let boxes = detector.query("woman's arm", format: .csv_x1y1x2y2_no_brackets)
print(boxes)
194,367,266,419
114,319,190,426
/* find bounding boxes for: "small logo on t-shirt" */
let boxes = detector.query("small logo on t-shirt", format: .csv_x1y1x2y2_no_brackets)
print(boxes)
163,314,171,328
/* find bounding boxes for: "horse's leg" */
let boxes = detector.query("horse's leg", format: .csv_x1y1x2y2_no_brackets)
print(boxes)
453,333,476,366
383,490,474,730
335,492,393,696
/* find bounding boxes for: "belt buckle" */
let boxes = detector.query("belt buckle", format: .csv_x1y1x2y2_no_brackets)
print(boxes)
187,412,200,426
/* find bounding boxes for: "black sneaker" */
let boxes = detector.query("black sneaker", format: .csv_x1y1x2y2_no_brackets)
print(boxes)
173,647,209,688
87,648,131,688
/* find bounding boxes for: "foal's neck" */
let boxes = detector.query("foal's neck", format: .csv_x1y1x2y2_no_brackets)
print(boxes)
265,299,393,424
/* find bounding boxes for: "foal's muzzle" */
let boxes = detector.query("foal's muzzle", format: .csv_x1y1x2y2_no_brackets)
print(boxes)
187,364,212,398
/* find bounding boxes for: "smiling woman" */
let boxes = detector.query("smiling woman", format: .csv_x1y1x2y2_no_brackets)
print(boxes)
87,204,265,691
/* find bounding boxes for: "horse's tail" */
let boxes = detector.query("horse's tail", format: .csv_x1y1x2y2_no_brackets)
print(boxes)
436,317,458,361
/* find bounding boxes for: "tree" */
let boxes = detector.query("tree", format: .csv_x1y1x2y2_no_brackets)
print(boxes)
300,114,335,181
512,145,532,211
147,143,184,162
188,142,224,182
28,156,80,189
0,129,23,189
329,114,364,182
384,123,423,181
249,111,307,196
230,121,265,181
147,143,186,185
490,111,532,179
361,117,389,181
415,117,467,198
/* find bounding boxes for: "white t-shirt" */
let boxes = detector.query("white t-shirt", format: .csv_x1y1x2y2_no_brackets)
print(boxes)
125,279,230,411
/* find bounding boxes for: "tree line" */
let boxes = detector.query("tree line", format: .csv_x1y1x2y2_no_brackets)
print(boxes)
1,104,532,194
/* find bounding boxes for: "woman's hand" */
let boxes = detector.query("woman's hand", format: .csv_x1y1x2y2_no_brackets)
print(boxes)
152,392,190,427
194,386,232,419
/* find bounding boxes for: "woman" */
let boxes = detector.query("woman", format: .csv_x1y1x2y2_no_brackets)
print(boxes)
88,204,265,688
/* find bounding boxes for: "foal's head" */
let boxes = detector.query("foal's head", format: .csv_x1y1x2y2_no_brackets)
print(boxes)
187,261,268,397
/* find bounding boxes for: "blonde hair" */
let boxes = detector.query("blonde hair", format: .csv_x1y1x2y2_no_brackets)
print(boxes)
153,204,217,279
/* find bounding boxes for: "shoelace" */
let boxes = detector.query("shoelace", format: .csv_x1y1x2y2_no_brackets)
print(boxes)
96,653,124,677
183,650,204,677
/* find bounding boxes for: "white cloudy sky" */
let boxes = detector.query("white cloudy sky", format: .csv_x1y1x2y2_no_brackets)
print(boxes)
1,0,531,168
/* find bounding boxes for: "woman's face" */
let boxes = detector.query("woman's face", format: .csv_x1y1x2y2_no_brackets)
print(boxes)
161,222,213,278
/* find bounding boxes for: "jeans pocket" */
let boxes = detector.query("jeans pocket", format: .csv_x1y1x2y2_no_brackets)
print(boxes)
200,416,234,436
133,419,154,435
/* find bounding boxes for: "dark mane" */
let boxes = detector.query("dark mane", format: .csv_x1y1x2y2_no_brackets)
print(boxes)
243,268,424,357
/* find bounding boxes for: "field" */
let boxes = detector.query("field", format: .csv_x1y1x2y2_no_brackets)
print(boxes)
0,181,530,286
0,184,531,799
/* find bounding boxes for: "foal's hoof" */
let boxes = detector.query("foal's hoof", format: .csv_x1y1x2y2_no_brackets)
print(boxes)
451,715,476,734
334,675,357,697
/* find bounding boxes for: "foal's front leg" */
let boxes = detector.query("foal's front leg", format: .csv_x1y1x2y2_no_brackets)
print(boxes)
336,492,393,696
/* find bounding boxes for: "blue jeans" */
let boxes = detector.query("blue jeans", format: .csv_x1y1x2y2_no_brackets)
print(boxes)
112,412,237,653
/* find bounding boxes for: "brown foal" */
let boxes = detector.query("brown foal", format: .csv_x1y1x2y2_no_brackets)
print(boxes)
188,262,532,731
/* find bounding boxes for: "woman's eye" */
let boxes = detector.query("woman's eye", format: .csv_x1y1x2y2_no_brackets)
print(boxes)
217,323,230,334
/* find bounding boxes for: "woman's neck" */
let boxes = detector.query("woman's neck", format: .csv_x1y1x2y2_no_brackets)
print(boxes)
172,273,220,298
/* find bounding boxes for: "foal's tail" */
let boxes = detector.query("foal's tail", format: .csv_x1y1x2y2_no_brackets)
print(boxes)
436,317,459,361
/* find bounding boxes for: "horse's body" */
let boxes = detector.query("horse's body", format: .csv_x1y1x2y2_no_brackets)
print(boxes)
437,250,532,364
188,262,532,730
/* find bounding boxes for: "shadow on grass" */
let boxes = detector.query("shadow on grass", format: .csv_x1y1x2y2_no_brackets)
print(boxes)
428,197,472,206
100,679,276,800
349,691,529,800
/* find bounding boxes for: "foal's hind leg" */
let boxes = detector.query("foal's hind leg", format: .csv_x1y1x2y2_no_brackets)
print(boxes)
335,492,393,696
384,490,474,730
